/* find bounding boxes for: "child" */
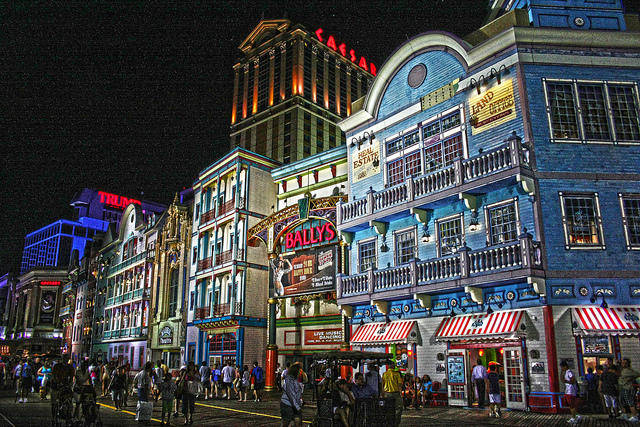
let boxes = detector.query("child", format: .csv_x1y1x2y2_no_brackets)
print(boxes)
159,372,177,425
488,364,501,417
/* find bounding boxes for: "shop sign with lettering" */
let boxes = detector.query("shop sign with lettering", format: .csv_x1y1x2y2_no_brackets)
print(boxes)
469,79,516,135
352,141,380,183
159,325,174,345
304,329,342,345
283,219,337,251
314,29,377,76
270,245,337,298
98,191,142,210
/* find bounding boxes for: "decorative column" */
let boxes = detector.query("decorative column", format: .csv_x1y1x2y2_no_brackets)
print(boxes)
265,298,278,391
544,305,560,412
340,314,351,380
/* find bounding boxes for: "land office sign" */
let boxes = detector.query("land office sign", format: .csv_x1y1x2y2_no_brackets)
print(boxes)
469,79,516,135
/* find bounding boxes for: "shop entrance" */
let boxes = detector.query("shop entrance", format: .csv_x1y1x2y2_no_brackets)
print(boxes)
447,344,526,410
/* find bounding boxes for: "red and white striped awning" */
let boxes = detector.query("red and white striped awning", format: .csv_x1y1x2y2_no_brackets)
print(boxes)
351,320,418,346
573,307,640,335
436,310,525,341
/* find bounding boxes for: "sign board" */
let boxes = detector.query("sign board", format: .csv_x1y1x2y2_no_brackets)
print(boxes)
270,246,337,298
447,355,466,385
304,329,341,345
352,141,380,183
469,79,516,135
40,291,57,324
159,325,174,346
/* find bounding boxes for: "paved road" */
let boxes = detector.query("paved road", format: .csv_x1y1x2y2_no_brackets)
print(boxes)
0,387,636,426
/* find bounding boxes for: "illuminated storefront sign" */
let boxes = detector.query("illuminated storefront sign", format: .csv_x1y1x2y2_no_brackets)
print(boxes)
159,325,174,345
352,141,380,183
98,191,142,210
40,281,61,286
270,245,337,298
469,79,516,135
315,28,377,76
304,329,342,345
284,222,336,249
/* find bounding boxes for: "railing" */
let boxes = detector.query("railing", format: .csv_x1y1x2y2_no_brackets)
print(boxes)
339,137,529,224
195,306,210,320
218,199,236,216
215,250,234,265
133,288,145,298
339,234,540,298
106,297,114,306
200,209,216,224
59,305,73,317
195,303,232,320
109,251,147,275
62,282,74,294
198,256,214,271
131,326,141,336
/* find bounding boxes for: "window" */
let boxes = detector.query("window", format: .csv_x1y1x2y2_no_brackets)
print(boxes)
486,201,519,245
559,192,605,249
386,131,419,156
544,79,640,143
619,194,640,250
424,134,463,173
436,215,463,256
395,228,416,265
358,240,376,273
387,152,421,187
168,268,179,317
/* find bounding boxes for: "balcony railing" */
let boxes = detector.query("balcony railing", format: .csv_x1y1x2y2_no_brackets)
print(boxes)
200,209,216,224
109,251,147,275
62,282,74,294
59,305,73,317
339,232,542,301
194,303,237,320
197,249,245,272
198,256,213,271
338,136,530,225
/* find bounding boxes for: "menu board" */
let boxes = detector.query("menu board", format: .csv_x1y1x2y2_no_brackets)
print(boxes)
447,355,466,385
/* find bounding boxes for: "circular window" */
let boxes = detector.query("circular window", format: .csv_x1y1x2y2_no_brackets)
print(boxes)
407,64,427,88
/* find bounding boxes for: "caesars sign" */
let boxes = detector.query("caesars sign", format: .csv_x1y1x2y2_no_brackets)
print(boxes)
270,219,338,298
352,141,380,183
469,79,516,135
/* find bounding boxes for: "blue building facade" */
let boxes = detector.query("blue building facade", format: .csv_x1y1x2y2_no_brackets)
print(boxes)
337,0,640,413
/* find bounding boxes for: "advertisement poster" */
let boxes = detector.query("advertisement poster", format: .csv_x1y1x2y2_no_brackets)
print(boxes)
447,355,466,385
159,325,174,345
304,329,341,345
270,246,336,298
352,141,380,183
469,79,516,135
40,291,57,324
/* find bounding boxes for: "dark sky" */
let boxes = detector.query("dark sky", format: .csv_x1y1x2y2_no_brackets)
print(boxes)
2,1,637,275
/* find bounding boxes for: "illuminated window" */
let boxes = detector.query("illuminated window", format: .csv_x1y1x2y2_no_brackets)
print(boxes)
395,228,417,265
436,214,463,257
544,79,640,143
559,192,605,249
619,194,640,250
358,239,377,273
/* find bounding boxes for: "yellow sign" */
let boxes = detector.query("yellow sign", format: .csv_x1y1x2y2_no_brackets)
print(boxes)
352,141,380,183
469,80,516,135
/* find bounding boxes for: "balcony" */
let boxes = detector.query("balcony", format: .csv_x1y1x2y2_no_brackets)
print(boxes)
198,256,213,271
195,303,236,320
338,137,530,230
62,282,74,294
59,304,73,317
197,249,245,272
338,233,543,305
109,251,147,275
200,209,216,224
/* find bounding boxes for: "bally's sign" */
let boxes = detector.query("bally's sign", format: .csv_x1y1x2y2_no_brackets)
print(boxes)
469,79,516,135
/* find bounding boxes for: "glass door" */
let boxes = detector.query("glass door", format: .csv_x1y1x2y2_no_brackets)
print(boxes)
446,349,470,406
502,346,526,410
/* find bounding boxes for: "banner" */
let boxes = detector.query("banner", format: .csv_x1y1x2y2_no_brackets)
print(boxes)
40,291,57,324
469,79,516,135
270,246,337,298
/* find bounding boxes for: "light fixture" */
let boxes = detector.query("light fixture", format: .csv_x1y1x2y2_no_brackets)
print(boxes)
372,158,380,167
350,137,358,148
520,323,526,331
591,290,610,309
486,304,494,315
395,312,402,320
380,235,389,253
601,298,608,309
449,307,456,318
384,314,391,324
469,215,479,232
359,318,365,326
421,224,430,243
498,64,510,82
468,77,478,93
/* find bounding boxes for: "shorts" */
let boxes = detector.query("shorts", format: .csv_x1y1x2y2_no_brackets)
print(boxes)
280,402,301,423
202,380,211,388
251,382,263,391
111,388,124,401
489,393,501,404
604,394,618,408
620,388,635,407
162,399,173,413
564,394,579,409
21,377,33,391
222,381,231,389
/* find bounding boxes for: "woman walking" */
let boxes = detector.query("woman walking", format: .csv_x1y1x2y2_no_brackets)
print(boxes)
109,365,127,410
281,363,303,427
181,362,200,425
37,361,52,400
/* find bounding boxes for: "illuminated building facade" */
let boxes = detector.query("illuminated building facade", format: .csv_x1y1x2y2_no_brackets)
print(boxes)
230,19,375,164
337,0,640,413
187,148,279,367
247,145,348,387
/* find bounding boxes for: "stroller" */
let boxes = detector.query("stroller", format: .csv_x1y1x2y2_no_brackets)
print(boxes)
52,384,75,427
78,384,102,427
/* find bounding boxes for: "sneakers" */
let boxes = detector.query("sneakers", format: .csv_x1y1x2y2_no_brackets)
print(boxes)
23,398,27,403
629,416,639,422
204,396,208,400
567,418,577,424
621,414,630,421
18,398,23,403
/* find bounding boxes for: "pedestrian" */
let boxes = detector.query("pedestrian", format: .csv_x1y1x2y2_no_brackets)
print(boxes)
239,365,250,402
382,363,403,427
352,372,376,399
365,364,381,397
560,360,582,424
422,375,433,404
133,361,154,403
281,362,303,427
599,363,620,418
109,365,127,410
37,361,52,400
152,359,164,401
471,358,488,409
211,363,221,398
221,361,235,399
73,359,91,418
174,366,187,418
123,362,132,407
584,367,600,413
251,361,265,402
618,358,639,422
0,357,5,390
487,364,501,417
101,362,111,396
275,362,283,391
181,361,201,425
199,361,212,400
159,372,177,426
19,358,34,403
14,359,24,399
333,379,355,427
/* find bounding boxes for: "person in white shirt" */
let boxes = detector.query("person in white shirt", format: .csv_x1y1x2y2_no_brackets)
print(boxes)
471,359,488,408
221,361,236,399
561,360,582,424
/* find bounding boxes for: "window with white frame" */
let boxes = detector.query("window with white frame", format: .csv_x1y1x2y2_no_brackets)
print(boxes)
486,200,520,245
395,228,416,265
436,214,464,257
424,134,464,173
387,151,422,187
544,79,640,144
559,192,605,249
358,239,377,273
619,193,640,250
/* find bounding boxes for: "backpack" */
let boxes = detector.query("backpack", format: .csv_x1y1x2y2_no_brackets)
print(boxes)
254,366,264,383
22,364,33,379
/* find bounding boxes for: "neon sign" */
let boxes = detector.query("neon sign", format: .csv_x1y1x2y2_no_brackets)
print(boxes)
315,29,377,76
285,223,336,249
40,281,61,286
98,191,142,210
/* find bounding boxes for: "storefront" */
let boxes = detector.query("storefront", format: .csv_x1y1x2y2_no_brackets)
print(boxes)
571,306,640,376
350,320,420,375
435,310,528,410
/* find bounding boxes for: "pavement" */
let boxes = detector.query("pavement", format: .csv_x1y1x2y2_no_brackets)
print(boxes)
0,386,638,427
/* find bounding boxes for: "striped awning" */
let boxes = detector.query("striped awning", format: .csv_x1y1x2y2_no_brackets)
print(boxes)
573,307,640,335
351,320,417,346
436,310,525,341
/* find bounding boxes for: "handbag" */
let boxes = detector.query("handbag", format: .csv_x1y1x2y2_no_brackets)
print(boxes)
187,380,203,395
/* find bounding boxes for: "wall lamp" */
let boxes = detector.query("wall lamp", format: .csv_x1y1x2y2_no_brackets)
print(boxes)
467,65,511,95
590,291,609,309
421,224,430,243
380,235,389,252
350,130,376,149
469,210,479,232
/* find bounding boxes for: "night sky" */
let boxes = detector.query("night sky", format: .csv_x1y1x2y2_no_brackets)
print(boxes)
2,1,638,275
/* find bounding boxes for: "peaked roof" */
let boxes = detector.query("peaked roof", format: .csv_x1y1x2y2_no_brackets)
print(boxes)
238,19,291,54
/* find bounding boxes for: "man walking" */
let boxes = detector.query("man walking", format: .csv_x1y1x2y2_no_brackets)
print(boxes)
382,363,403,427
251,361,264,402
221,361,235,399
618,358,639,422
561,360,582,424
471,359,488,409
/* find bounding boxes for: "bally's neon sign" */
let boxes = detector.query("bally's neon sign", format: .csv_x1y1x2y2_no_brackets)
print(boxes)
285,223,336,249
98,191,142,210
315,29,377,76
